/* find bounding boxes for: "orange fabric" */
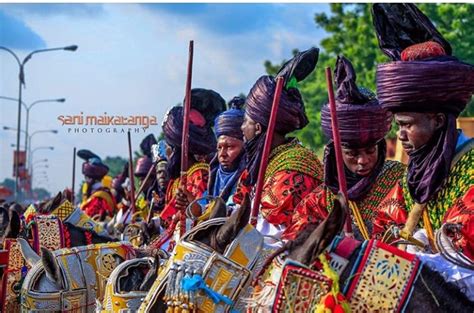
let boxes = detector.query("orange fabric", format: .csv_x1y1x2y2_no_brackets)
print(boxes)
160,167,209,221
260,171,321,227
401,41,446,61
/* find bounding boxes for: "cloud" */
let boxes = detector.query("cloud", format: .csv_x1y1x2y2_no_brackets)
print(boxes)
1,4,104,17
0,10,46,50
141,3,326,36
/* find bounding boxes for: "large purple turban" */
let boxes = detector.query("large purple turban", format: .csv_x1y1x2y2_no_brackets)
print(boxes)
373,4,474,116
321,56,390,148
245,47,319,135
134,134,157,177
77,149,109,180
214,96,245,140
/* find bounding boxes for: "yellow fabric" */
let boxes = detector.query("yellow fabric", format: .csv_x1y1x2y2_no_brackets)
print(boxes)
101,175,113,189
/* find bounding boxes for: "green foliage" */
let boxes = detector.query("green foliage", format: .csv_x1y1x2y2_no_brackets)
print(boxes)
103,156,128,178
32,187,51,201
265,3,474,148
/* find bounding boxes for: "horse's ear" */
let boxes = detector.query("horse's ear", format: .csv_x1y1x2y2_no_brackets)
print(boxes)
41,247,64,289
18,238,40,267
4,208,20,239
214,193,251,252
209,197,227,219
42,192,62,214
140,255,159,291
289,193,347,265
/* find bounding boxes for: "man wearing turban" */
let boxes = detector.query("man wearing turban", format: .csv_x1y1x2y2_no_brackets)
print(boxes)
160,88,226,227
207,96,246,211
373,4,474,262
234,48,324,240
78,149,116,220
283,56,406,241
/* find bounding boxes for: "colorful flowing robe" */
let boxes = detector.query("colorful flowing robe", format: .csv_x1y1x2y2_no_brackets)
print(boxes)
160,162,209,222
81,183,116,219
283,160,406,241
385,139,474,260
234,140,323,237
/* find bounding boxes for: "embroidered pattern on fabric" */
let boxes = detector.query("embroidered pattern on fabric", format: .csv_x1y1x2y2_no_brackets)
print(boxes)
273,264,332,312
35,216,64,251
402,148,473,229
265,139,323,182
326,160,405,236
346,240,420,312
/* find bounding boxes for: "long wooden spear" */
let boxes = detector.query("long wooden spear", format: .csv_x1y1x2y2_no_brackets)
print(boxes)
325,67,353,234
250,76,284,226
127,131,137,215
179,40,194,236
72,147,76,204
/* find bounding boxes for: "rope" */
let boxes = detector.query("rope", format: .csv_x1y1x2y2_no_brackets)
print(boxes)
348,201,370,240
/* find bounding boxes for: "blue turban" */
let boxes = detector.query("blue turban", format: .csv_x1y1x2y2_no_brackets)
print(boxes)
214,96,245,140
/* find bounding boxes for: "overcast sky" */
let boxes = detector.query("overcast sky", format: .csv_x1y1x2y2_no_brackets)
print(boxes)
0,3,329,194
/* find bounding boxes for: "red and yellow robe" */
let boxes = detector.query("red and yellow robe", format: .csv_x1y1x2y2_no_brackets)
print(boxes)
283,160,406,241
234,140,323,236
383,141,474,260
81,184,116,219
160,162,209,222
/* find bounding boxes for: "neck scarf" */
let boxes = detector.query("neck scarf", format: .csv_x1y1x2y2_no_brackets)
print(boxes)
407,114,457,203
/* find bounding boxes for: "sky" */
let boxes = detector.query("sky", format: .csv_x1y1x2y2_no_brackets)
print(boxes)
0,3,329,195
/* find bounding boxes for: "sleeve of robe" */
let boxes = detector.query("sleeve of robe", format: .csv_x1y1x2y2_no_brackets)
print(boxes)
372,181,408,238
260,170,322,230
442,186,474,262
282,186,329,241
160,168,209,221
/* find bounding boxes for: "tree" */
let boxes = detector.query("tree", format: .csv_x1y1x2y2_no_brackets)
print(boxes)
265,4,474,151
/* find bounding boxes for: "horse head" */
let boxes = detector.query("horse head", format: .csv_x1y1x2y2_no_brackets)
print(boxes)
18,238,135,311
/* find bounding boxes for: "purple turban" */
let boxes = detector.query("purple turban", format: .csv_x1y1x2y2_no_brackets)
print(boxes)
134,156,153,178
373,4,474,116
321,56,390,148
245,47,319,135
77,149,109,180
244,47,319,185
214,96,245,140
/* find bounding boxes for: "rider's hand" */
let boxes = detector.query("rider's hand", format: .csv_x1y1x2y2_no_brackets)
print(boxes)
175,187,194,211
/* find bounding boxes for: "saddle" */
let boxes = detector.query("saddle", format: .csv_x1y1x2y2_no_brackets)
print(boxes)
138,218,278,312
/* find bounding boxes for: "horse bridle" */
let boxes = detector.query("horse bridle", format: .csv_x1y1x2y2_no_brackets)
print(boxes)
436,223,474,270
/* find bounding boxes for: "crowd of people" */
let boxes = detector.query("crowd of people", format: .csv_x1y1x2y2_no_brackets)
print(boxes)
0,3,473,312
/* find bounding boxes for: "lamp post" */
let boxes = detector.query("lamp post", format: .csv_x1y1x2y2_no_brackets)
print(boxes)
0,44,78,200
0,96,65,157
4,127,57,173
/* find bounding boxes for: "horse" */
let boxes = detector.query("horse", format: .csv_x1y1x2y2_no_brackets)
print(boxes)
248,195,474,312
18,238,136,312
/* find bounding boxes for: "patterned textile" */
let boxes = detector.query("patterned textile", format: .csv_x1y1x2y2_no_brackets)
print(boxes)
160,162,209,221
273,262,332,312
21,242,135,312
234,140,323,229
384,143,474,260
284,160,406,240
345,240,421,312
31,215,65,252
1,239,30,313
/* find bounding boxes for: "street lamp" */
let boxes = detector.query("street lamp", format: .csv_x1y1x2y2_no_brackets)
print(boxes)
4,126,57,171
32,158,48,165
0,44,78,200
0,96,65,156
